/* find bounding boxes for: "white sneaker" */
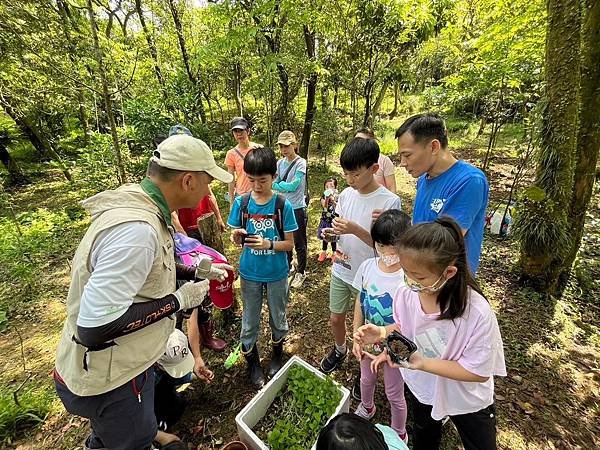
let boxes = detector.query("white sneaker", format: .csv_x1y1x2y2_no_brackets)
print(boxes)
290,272,306,288
354,402,376,420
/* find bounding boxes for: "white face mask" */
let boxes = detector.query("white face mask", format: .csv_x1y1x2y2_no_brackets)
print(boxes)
379,253,400,267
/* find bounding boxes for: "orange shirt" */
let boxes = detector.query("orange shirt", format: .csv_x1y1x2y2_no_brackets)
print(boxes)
225,145,256,195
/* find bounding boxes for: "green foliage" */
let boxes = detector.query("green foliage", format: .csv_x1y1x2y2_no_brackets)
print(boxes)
512,186,570,258
0,387,53,444
263,365,342,450
74,133,121,192
0,205,87,314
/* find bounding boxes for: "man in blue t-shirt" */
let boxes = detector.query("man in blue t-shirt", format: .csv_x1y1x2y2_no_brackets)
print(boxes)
395,113,489,274
227,147,298,388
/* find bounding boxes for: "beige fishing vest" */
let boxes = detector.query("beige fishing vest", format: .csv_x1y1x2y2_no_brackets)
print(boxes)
55,184,176,396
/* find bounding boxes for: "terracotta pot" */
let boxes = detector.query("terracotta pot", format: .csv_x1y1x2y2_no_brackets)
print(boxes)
220,441,248,450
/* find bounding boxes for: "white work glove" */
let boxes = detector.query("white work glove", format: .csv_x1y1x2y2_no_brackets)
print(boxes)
193,256,233,282
173,279,210,310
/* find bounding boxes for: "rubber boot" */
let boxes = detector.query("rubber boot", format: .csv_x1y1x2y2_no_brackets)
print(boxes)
268,339,285,378
199,319,227,352
243,344,265,388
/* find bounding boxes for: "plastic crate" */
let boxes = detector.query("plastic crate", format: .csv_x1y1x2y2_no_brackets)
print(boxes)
235,355,350,450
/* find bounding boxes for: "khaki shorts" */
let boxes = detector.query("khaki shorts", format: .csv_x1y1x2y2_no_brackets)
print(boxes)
329,274,359,314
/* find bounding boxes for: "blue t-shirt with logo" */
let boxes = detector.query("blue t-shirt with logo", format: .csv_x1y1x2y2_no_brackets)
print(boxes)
228,194,298,282
413,160,489,274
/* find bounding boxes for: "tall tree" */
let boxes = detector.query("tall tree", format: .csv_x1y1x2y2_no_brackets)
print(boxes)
299,24,317,160
134,0,171,112
516,0,599,292
167,0,207,123
56,0,91,147
560,0,600,282
87,0,127,184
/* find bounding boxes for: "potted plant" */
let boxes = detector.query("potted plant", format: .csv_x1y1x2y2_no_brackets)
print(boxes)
235,356,350,450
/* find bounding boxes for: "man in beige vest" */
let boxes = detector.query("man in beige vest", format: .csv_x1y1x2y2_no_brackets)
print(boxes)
54,135,233,450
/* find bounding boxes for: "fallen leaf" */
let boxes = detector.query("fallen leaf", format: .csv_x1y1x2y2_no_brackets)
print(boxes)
517,400,535,414
532,392,546,406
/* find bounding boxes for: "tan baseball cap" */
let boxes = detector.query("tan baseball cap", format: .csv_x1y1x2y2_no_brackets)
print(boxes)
276,130,297,146
152,135,233,183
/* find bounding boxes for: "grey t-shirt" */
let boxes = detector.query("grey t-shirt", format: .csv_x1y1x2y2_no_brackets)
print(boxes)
276,157,307,209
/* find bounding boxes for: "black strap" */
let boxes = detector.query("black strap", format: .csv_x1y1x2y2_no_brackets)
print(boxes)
234,148,245,160
280,157,300,182
240,193,285,240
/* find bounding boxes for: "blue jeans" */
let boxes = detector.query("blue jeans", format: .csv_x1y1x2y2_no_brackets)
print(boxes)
240,277,289,350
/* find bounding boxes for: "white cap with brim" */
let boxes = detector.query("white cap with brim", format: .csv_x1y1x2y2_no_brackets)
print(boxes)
158,329,196,379
152,135,233,184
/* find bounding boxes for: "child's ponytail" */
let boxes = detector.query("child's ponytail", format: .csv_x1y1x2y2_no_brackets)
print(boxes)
398,216,485,320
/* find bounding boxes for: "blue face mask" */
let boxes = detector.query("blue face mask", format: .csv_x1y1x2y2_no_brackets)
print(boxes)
324,189,334,197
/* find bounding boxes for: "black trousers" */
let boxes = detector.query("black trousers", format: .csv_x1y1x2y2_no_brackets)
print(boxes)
287,207,308,274
407,388,497,450
55,369,156,450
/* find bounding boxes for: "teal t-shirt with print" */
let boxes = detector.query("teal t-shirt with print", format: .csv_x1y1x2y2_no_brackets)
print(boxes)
228,194,298,282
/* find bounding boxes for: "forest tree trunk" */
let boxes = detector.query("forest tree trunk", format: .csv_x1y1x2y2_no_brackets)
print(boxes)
57,0,90,147
299,25,317,160
87,0,126,184
369,80,390,126
389,83,399,117
560,0,600,284
517,0,581,292
167,0,206,123
1,99,72,182
135,0,171,112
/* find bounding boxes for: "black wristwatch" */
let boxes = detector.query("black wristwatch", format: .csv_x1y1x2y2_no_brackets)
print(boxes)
269,240,274,251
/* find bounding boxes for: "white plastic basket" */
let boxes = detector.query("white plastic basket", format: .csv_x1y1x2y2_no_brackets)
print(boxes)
235,355,350,450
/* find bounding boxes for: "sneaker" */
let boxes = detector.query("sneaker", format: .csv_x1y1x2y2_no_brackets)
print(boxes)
318,251,327,262
354,402,376,420
320,346,347,373
291,272,306,288
351,373,361,401
84,436,107,450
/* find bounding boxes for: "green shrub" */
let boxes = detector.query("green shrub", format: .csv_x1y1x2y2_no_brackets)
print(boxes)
0,387,53,444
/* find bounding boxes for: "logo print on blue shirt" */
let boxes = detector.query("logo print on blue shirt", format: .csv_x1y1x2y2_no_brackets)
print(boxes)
430,198,446,213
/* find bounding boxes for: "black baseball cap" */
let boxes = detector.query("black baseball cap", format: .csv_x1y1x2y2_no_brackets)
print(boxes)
230,117,250,131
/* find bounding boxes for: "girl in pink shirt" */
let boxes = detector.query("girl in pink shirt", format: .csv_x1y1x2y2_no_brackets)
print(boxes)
354,217,506,450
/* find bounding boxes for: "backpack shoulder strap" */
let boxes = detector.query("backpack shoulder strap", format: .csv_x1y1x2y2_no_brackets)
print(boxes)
240,193,252,230
274,194,286,240
281,157,300,181
234,148,245,161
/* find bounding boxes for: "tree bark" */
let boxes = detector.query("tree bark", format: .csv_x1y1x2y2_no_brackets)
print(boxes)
167,0,206,123
517,0,581,291
389,83,399,117
87,0,126,184
560,0,600,283
299,25,317,160
369,80,390,125
233,61,244,116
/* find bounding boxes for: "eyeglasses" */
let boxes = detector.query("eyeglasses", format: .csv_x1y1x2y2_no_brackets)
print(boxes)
342,166,372,181
404,272,447,293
